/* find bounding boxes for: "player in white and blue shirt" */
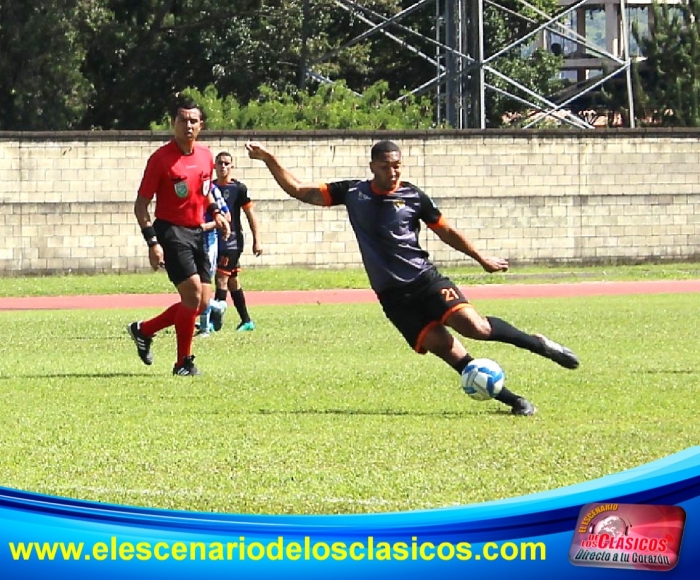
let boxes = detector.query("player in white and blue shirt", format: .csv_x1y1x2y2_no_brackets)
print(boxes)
195,185,230,336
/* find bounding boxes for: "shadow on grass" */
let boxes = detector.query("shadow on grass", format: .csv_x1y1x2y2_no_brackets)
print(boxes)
0,372,150,379
633,369,696,374
256,408,515,418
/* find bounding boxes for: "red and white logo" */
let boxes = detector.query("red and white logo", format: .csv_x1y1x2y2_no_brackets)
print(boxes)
569,503,685,571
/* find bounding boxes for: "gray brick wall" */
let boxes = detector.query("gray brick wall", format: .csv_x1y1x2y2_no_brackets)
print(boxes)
1,130,699,275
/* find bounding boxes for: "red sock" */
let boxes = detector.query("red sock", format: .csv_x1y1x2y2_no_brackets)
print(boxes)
174,304,199,365
141,303,180,337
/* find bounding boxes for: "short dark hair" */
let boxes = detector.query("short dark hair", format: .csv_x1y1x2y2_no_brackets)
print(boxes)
216,151,233,162
170,95,205,122
371,140,401,161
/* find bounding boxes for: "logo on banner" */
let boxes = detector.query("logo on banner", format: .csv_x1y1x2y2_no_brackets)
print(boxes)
569,502,686,571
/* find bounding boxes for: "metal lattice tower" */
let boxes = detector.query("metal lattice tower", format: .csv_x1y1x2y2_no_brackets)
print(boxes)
303,0,638,129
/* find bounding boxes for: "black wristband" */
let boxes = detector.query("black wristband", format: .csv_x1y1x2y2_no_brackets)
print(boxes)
141,226,157,242
146,239,160,248
207,203,221,216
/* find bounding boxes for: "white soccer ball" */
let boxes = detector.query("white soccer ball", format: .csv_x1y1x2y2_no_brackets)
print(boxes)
461,358,505,401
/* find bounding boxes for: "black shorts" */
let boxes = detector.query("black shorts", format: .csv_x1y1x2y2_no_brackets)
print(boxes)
154,219,211,286
216,248,243,276
378,268,470,354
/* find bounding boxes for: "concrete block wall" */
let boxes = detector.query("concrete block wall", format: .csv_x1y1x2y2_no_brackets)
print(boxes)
1,130,699,275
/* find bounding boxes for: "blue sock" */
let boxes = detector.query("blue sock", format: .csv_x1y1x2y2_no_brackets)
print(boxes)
199,305,211,329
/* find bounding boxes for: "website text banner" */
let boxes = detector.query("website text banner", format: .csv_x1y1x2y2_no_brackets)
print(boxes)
1,447,699,579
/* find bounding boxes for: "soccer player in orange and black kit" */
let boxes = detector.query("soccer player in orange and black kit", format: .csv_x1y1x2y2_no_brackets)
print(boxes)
209,151,262,333
128,96,231,376
246,139,579,415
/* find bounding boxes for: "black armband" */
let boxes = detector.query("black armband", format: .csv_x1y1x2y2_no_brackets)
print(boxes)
141,225,157,246
207,202,221,216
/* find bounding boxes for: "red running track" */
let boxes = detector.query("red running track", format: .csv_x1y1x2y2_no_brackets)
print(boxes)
0,279,699,311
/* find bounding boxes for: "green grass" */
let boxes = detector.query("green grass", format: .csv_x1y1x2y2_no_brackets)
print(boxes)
1,293,698,515
1,261,700,297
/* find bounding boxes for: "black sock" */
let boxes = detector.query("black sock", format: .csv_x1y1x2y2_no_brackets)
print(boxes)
232,289,250,323
495,387,521,407
452,354,474,374
486,317,543,353
214,288,227,302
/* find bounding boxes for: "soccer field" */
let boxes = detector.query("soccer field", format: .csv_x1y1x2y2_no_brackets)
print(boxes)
0,292,698,515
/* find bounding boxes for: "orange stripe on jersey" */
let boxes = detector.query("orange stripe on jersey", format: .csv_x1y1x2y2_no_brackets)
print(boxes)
414,320,440,354
242,201,253,209
319,183,333,206
427,215,448,230
370,180,401,196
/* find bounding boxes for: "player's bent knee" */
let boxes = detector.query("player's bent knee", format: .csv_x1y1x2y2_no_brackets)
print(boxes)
420,326,456,357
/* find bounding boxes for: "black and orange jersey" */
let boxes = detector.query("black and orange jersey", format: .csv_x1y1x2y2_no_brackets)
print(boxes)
216,180,251,252
320,179,444,294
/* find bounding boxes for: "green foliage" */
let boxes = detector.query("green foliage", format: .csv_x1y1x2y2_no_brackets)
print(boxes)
0,1,94,130
633,0,700,126
0,294,698,513
0,0,566,129
151,81,437,130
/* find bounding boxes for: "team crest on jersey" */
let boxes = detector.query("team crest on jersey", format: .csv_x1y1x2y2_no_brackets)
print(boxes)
393,199,405,210
174,180,189,198
357,192,371,201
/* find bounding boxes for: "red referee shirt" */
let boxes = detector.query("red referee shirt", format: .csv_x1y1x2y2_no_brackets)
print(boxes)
137,140,214,227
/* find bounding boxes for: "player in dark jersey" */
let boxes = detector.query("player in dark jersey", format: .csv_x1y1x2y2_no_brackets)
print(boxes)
246,139,579,416
209,151,262,332
128,96,231,376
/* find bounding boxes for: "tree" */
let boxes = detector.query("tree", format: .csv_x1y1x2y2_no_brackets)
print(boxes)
0,1,93,130
294,0,563,128
633,0,700,126
80,0,262,129
0,0,564,130
151,81,437,130
124,0,564,130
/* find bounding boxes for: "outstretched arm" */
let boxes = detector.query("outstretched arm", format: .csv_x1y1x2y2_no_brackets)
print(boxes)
245,141,326,206
431,221,508,273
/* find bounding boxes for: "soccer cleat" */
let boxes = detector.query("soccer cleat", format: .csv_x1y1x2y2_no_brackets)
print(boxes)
534,334,579,369
194,327,211,338
127,321,153,365
195,323,215,337
172,355,201,376
209,300,227,332
236,321,256,332
511,398,537,416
